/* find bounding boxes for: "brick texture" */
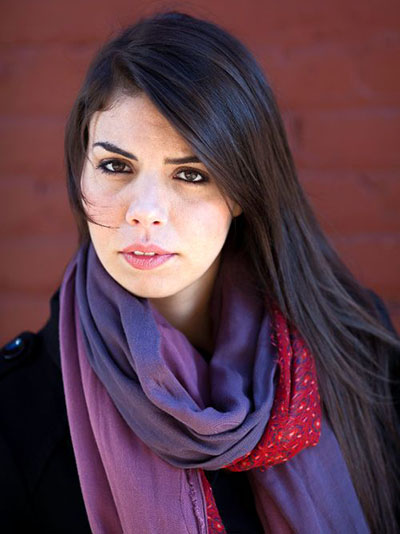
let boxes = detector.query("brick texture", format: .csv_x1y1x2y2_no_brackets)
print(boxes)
1,0,399,342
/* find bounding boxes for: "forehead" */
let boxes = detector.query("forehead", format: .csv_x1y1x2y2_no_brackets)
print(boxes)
88,93,188,150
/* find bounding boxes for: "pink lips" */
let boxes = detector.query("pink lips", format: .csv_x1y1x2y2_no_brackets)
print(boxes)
121,243,176,271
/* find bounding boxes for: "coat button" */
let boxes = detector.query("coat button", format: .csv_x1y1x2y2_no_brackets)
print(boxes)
2,337,25,360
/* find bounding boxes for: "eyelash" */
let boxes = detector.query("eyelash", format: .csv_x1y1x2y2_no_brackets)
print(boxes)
96,159,209,185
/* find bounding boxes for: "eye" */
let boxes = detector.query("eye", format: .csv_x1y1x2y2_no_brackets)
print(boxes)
175,168,209,184
97,159,131,174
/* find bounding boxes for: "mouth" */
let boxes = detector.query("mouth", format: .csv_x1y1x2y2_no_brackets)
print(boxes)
121,243,174,255
121,251,176,271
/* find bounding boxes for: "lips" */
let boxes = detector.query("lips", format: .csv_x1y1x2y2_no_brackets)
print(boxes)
120,243,176,271
121,243,173,255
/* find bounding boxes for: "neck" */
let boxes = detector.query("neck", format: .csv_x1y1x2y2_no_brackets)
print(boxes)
149,257,221,355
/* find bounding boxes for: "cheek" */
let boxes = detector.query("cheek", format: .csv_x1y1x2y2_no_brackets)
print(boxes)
178,200,233,248
87,222,112,256
82,177,124,226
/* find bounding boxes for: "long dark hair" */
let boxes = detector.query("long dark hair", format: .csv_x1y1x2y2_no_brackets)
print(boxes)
64,11,400,532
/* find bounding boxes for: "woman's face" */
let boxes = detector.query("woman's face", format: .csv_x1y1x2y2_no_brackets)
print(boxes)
81,92,242,303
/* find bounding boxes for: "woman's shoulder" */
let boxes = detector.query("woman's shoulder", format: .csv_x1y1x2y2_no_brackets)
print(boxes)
0,287,65,446
0,289,66,475
0,288,62,395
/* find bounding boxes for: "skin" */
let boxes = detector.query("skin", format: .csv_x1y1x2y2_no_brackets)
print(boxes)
81,92,242,353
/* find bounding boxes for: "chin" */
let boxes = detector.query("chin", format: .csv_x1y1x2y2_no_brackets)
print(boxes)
100,257,178,298
117,276,186,300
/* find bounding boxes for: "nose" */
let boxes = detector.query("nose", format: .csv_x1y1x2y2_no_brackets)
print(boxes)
124,175,168,228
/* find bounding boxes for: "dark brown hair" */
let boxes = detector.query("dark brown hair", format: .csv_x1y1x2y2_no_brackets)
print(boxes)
64,11,400,532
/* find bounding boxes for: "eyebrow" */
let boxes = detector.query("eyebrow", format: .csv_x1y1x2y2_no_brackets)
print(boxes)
92,141,201,165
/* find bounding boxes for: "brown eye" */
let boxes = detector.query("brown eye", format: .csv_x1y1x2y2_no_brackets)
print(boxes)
175,169,208,184
98,159,131,174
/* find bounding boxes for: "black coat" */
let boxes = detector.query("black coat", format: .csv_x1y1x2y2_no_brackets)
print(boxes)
0,288,398,533
0,289,90,533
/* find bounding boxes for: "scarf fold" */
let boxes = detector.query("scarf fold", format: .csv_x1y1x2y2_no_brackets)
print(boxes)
60,242,369,533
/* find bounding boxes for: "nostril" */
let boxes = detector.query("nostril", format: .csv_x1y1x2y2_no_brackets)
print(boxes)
125,209,167,226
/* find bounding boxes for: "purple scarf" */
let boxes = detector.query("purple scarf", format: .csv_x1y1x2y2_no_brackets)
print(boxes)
59,242,369,533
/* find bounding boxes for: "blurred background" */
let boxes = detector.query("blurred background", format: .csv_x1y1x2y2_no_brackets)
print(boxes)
1,0,399,343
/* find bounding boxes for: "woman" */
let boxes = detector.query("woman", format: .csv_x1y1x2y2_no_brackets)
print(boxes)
1,10,399,534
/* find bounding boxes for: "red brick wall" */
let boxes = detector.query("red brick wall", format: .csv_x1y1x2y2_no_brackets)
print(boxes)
1,0,399,343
